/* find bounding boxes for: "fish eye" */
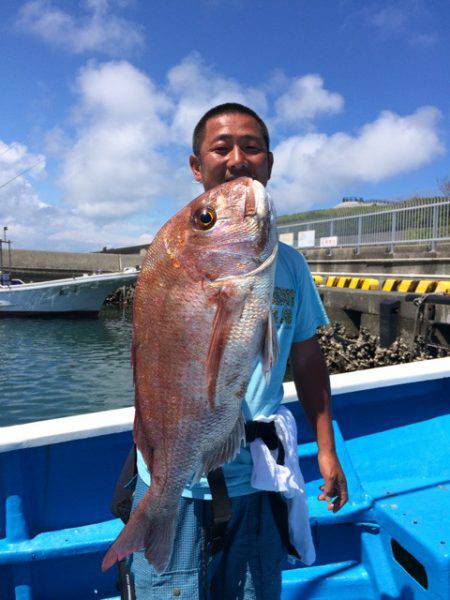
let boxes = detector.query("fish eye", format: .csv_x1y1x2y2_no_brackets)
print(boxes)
192,207,217,230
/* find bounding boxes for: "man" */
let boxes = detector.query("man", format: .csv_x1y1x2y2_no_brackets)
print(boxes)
129,103,348,599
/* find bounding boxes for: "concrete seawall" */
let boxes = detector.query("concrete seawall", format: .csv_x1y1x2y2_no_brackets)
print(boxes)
302,242,450,276
6,241,450,282
3,245,449,347
6,249,144,282
319,287,450,344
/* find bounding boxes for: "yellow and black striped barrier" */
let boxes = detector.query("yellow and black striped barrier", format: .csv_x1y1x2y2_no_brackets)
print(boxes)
313,275,450,294
435,281,450,294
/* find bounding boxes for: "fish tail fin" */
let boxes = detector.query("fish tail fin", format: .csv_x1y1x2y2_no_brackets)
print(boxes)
143,511,177,575
101,490,177,575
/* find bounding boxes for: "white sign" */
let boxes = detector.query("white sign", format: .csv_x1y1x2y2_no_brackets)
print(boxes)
279,232,294,246
297,230,315,248
320,236,338,247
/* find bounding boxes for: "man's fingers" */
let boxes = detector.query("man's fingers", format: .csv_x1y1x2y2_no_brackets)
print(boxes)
331,479,349,512
318,481,333,502
332,491,349,512
318,477,349,511
318,493,331,501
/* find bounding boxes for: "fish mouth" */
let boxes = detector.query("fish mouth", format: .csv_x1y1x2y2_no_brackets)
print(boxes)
250,179,276,223
225,173,253,184
244,186,256,217
249,179,277,256
251,179,267,217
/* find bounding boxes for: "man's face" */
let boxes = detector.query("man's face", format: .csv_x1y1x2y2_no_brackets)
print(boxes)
189,113,273,191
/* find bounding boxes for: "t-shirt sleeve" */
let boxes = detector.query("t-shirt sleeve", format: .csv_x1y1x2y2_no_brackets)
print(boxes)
292,252,329,343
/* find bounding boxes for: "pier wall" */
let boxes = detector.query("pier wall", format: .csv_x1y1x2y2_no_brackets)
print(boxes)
6,249,144,282
4,245,450,346
302,242,450,276
319,287,450,344
6,241,450,282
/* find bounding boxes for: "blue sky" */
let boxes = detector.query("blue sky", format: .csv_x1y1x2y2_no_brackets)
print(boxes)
0,0,449,251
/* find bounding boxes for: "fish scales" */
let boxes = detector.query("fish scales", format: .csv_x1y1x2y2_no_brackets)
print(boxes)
102,177,278,574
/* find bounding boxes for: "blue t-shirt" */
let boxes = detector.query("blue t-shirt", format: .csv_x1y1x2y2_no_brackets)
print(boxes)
137,242,329,499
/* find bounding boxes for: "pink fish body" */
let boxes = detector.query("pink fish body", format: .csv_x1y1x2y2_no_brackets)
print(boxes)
102,177,278,573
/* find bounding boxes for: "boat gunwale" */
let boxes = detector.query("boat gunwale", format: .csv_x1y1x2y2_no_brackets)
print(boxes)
1,357,449,454
0,270,138,292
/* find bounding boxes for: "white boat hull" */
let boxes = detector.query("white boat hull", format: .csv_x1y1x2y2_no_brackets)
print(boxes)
0,271,138,315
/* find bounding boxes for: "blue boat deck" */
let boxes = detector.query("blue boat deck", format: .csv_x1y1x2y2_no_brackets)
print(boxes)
1,359,449,599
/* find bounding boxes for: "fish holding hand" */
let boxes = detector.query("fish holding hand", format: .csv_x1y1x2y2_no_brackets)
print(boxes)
102,177,278,574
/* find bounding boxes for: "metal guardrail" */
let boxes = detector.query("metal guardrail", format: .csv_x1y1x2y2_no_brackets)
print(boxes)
277,197,450,253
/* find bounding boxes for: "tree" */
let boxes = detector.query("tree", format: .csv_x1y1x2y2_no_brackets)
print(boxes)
438,177,450,196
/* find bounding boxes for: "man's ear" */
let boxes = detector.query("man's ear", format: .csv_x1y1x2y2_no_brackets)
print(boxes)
189,154,203,182
267,151,274,181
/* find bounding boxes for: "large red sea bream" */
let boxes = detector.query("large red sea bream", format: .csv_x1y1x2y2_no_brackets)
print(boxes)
102,176,278,573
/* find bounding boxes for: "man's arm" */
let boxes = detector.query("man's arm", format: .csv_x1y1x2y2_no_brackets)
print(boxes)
290,336,348,512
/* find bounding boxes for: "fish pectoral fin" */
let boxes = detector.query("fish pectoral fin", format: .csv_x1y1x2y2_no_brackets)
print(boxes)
206,285,245,408
201,411,246,475
262,310,278,381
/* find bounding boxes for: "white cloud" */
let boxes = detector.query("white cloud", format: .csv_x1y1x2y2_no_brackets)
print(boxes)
167,54,268,146
77,60,171,121
46,214,155,250
0,183,157,253
43,127,72,157
0,141,45,181
412,32,438,47
370,6,406,33
0,137,157,251
16,0,143,55
0,180,52,251
59,61,183,219
0,142,46,237
274,75,344,124
3,57,446,251
59,56,269,220
271,106,444,210
367,3,438,47
0,141,80,250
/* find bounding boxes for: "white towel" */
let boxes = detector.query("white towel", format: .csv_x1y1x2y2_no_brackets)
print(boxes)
249,406,316,565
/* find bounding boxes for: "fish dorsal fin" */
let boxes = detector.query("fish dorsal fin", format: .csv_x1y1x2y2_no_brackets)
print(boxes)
206,284,244,409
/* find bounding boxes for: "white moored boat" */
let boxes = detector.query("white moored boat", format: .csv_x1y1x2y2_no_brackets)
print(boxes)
0,269,139,316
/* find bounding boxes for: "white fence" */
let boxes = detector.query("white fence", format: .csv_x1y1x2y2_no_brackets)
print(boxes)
277,198,450,252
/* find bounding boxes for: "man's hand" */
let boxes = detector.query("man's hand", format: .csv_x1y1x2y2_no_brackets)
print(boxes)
317,450,348,512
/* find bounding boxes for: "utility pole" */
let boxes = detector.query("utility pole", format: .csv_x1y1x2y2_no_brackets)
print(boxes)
0,226,12,281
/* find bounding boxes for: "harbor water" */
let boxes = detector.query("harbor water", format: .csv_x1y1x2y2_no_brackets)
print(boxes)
2,304,447,429
0,307,134,427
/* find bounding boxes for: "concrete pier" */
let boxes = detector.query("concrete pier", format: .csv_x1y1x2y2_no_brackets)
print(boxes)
5,241,450,282
3,244,449,347
319,287,450,344
302,242,450,276
5,249,144,282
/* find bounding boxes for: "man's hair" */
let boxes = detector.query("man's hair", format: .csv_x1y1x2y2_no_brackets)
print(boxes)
192,103,270,156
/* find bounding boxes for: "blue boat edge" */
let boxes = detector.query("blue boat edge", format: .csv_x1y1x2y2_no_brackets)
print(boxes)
1,357,449,599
